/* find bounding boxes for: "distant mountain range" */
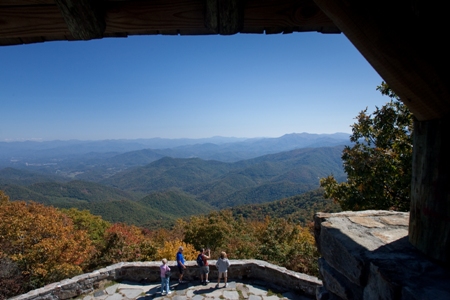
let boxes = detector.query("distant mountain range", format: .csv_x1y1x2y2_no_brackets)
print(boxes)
0,133,350,180
0,133,349,161
0,133,349,228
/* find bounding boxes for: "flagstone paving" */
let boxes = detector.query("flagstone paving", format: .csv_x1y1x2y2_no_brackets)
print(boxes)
81,280,314,300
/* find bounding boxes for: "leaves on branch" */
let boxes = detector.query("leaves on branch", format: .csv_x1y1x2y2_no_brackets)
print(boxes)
320,82,413,211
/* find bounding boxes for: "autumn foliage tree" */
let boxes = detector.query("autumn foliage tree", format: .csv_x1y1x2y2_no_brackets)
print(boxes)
181,210,319,276
99,223,157,265
61,208,111,270
183,211,235,251
0,198,93,293
155,240,197,261
320,83,413,211
62,208,111,248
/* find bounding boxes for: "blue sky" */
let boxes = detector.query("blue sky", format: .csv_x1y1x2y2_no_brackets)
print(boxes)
0,32,385,141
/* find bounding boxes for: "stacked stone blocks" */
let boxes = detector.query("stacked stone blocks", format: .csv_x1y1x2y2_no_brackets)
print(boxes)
314,210,450,300
11,260,322,300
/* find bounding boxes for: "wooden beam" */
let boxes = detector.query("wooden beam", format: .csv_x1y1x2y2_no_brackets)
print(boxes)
0,5,70,38
54,0,106,40
104,0,208,35
314,0,450,121
244,0,339,34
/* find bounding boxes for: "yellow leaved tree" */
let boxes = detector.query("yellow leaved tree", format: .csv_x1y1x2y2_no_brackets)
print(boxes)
155,239,197,262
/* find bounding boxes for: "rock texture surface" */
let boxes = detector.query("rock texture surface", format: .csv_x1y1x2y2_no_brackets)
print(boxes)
314,210,450,300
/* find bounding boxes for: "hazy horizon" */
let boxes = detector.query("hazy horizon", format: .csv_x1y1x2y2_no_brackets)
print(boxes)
1,131,351,143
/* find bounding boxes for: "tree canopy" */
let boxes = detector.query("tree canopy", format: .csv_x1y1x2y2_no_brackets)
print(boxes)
0,199,94,292
320,82,413,211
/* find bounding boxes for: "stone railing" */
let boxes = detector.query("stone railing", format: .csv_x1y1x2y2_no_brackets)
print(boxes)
314,210,450,299
11,259,322,300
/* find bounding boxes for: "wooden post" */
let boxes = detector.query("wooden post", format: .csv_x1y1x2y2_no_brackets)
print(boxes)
409,116,450,265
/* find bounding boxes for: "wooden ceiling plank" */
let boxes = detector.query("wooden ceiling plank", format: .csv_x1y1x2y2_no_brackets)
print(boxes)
265,27,284,34
0,1,54,6
54,0,106,40
244,0,337,32
19,36,45,44
240,28,265,34
0,38,24,46
105,0,207,34
0,5,70,38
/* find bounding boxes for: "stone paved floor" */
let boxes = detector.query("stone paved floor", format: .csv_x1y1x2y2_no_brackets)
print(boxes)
82,280,314,300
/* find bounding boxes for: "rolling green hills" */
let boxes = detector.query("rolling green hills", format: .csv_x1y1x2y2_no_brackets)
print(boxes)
100,146,346,208
0,182,213,228
100,157,238,193
137,189,214,218
0,180,138,206
0,167,68,185
1,145,346,228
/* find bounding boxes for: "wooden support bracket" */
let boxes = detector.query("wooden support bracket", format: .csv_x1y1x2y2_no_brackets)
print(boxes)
54,0,106,40
205,0,245,35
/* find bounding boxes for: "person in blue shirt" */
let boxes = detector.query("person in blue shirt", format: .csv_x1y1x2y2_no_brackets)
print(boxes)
176,246,187,283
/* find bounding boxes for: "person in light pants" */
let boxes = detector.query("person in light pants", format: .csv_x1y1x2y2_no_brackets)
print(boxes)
160,258,172,295
215,251,231,288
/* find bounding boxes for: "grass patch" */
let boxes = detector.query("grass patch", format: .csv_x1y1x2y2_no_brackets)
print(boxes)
104,280,119,288
267,289,283,298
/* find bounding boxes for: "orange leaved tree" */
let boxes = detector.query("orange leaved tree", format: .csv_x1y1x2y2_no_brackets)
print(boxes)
99,223,157,265
0,197,94,293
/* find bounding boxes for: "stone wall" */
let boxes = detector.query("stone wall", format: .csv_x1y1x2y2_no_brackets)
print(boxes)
10,259,321,300
314,210,450,300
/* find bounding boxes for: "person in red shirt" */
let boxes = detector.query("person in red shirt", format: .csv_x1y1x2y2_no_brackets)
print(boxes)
198,248,211,284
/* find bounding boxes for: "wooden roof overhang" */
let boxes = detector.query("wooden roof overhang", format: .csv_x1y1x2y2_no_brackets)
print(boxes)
0,0,340,46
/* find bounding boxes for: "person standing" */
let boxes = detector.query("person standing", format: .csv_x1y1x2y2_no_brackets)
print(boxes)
160,258,172,295
197,248,211,284
215,251,231,288
176,246,187,284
